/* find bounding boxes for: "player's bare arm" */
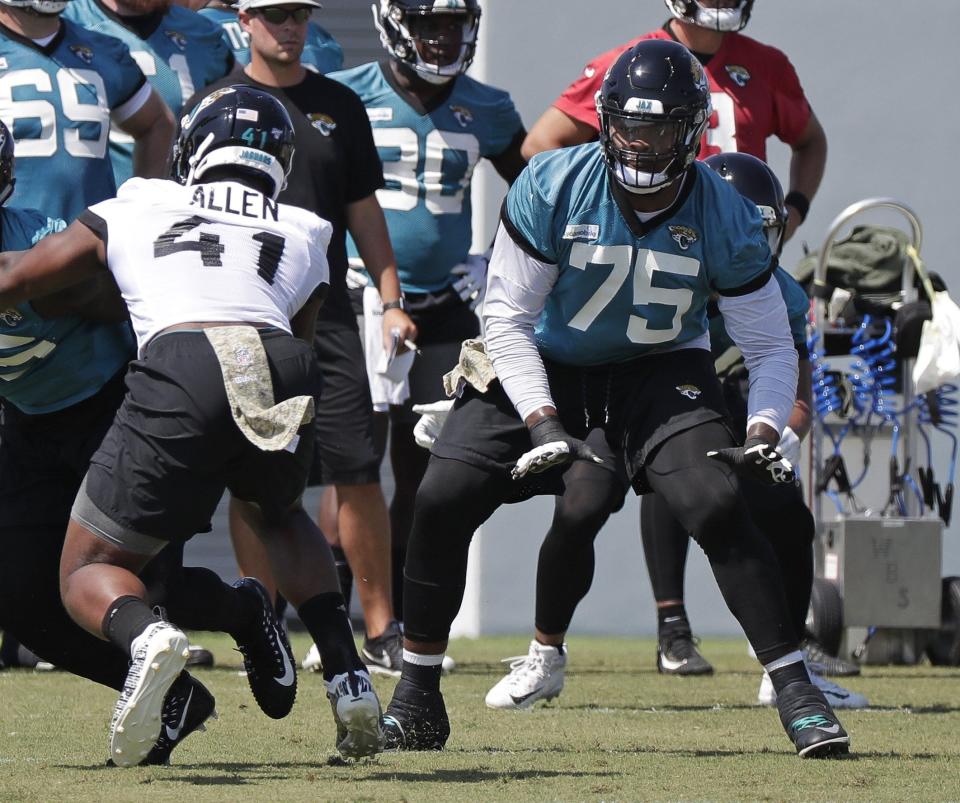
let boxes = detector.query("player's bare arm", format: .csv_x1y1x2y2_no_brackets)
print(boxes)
118,89,177,180
0,221,107,308
489,130,528,185
784,110,827,242
31,273,128,322
345,192,417,347
521,107,596,161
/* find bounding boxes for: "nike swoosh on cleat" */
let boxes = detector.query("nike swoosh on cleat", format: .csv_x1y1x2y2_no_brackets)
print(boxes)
165,688,193,741
363,649,391,666
509,689,542,705
817,723,842,734
274,629,295,687
659,654,685,671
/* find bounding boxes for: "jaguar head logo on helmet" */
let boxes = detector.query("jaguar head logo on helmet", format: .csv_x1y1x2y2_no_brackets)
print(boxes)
172,85,295,201
704,152,787,257
595,39,711,195
663,0,755,32
373,0,481,85
0,0,69,15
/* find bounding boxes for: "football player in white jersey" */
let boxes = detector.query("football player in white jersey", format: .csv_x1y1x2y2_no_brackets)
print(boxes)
0,85,383,765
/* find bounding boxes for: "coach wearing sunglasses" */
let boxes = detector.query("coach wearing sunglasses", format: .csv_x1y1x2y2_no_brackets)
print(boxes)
183,0,414,666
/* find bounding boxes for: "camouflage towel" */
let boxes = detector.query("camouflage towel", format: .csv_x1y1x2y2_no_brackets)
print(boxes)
204,326,314,452
442,338,498,397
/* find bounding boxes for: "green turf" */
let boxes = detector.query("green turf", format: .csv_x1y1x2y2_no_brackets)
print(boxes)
0,634,957,802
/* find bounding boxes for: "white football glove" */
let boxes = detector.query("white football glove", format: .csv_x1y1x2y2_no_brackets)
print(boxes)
511,416,603,480
451,251,490,311
412,399,454,449
707,436,795,485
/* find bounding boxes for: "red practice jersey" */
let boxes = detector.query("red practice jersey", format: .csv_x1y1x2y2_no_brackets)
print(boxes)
554,25,811,161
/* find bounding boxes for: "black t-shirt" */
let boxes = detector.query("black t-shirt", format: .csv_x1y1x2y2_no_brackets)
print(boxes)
184,69,384,324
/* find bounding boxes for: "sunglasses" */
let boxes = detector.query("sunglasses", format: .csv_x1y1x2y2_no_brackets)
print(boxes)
254,6,311,24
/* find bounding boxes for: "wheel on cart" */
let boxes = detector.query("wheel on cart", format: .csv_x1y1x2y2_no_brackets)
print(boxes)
806,577,844,656
926,576,960,666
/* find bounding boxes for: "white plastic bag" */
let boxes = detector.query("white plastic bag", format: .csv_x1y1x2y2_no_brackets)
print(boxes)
909,245,960,394
913,290,960,393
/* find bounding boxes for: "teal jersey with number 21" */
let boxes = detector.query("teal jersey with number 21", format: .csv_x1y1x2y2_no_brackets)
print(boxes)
503,143,773,366
331,62,523,293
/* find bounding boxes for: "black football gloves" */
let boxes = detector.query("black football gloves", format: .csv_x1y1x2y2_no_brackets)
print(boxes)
511,416,603,480
707,435,795,485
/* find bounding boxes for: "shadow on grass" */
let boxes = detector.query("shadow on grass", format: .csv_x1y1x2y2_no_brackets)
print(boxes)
559,702,760,713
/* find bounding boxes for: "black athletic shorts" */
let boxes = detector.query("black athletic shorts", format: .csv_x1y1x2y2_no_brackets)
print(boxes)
432,348,731,496
76,330,318,553
0,371,126,529
308,317,385,486
393,287,480,426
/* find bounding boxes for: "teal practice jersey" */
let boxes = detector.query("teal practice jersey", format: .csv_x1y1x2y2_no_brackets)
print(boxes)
710,266,809,357
503,144,773,366
66,0,232,185
0,206,133,414
198,6,342,75
331,62,523,293
0,18,147,221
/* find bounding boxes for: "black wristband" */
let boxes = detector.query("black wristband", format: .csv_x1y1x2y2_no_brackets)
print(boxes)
382,297,405,311
784,190,810,223
528,415,566,447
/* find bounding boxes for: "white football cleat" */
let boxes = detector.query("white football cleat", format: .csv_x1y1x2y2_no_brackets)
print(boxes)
325,669,383,759
302,642,322,673
485,640,566,710
110,622,190,767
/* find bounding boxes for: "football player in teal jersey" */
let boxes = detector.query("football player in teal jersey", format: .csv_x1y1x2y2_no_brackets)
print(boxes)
190,0,342,74
64,0,233,186
326,0,525,644
0,119,216,764
0,0,174,221
380,40,851,760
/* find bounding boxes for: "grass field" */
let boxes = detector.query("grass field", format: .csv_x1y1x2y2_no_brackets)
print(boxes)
1,634,958,802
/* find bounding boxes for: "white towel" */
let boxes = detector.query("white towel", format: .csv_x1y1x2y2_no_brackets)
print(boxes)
362,285,414,412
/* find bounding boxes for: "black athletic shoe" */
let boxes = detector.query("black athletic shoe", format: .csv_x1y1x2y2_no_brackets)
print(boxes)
802,638,861,677
185,645,215,669
776,681,850,758
143,672,216,765
657,631,714,676
381,679,450,751
234,577,297,719
362,620,403,677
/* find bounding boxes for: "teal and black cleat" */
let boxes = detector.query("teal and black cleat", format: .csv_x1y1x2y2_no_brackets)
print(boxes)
776,681,851,758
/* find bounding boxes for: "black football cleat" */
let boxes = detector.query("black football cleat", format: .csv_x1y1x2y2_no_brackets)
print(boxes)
143,671,217,765
657,630,714,676
234,577,297,719
382,679,450,751
776,681,851,758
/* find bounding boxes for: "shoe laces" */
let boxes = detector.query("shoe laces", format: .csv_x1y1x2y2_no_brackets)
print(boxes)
501,651,551,686
662,631,701,659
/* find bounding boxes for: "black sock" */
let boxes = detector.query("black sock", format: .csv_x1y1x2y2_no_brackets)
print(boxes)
331,546,353,616
297,592,364,682
401,656,443,692
161,567,254,642
657,603,690,638
102,596,161,655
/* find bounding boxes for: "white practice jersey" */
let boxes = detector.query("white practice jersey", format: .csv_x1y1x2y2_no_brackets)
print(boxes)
81,178,332,350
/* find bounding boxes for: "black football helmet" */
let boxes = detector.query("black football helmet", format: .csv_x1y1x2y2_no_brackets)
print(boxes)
0,0,69,15
664,0,755,32
705,152,786,256
171,85,295,201
373,0,480,85
597,39,710,195
0,120,14,207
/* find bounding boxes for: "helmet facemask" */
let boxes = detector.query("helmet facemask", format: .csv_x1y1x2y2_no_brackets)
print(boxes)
664,0,754,33
597,98,709,195
0,0,69,16
374,1,480,85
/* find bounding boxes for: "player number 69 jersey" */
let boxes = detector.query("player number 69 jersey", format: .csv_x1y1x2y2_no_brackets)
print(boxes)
80,178,332,351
